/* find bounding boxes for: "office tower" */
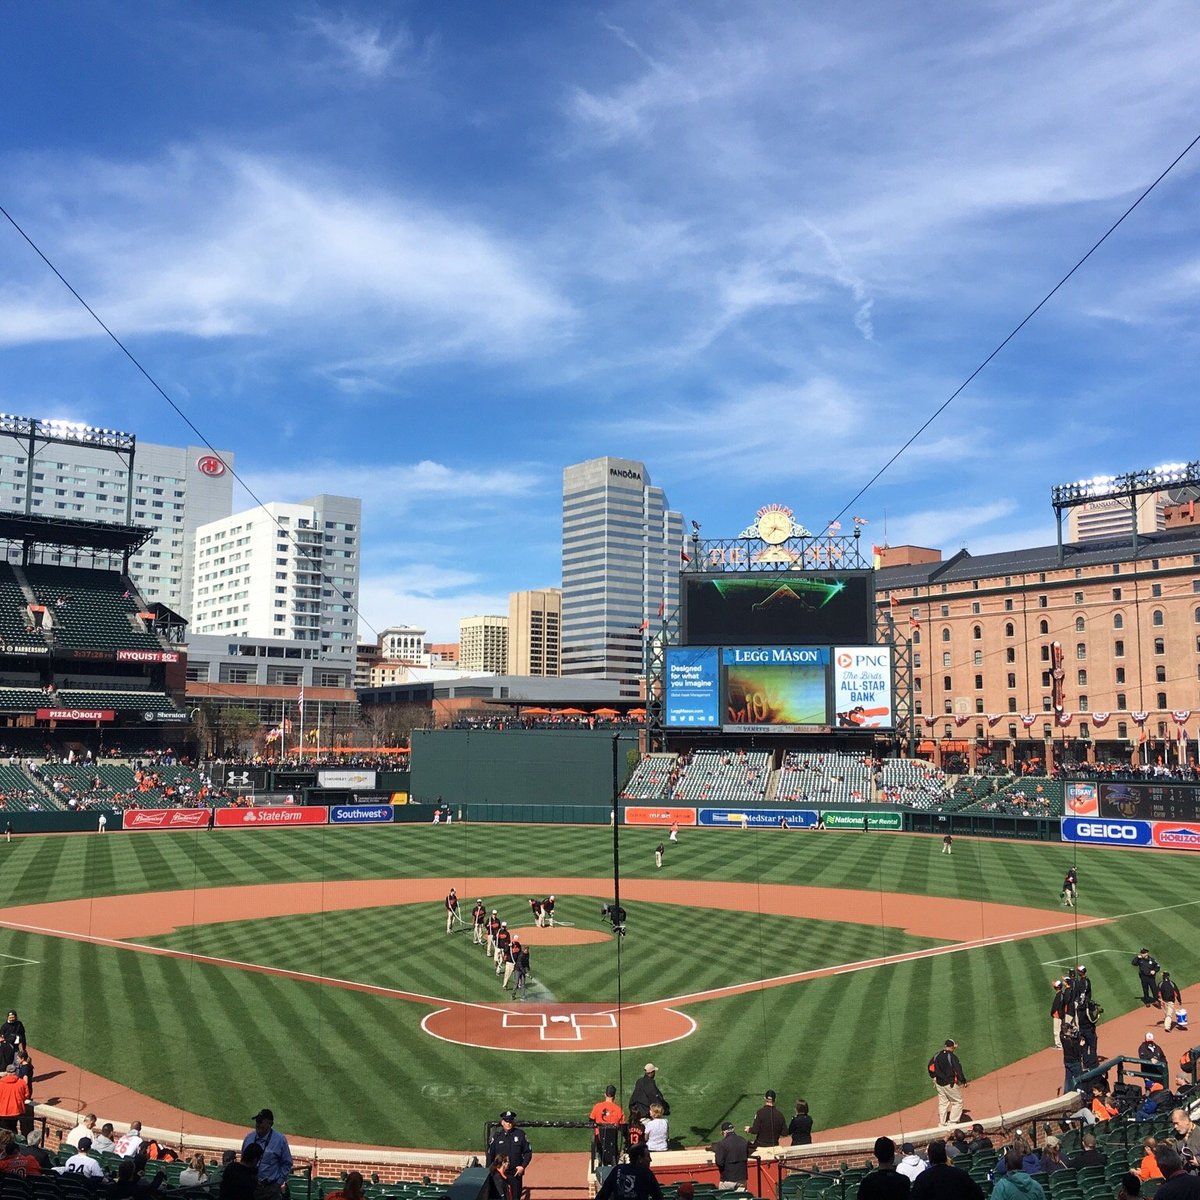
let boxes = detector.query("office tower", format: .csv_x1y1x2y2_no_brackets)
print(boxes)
561,456,684,688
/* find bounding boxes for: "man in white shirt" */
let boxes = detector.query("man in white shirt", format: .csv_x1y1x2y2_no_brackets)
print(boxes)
113,1121,143,1157
64,1114,96,1148
58,1137,107,1182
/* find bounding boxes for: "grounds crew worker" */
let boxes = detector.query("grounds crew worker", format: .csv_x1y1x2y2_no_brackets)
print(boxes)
494,922,512,976
471,900,487,946
930,1038,969,1126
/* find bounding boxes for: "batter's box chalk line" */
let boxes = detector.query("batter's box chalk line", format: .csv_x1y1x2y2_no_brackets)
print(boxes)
0,953,39,967
501,1011,618,1040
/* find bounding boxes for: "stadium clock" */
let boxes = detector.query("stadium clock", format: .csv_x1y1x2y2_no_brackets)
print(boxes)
756,510,793,544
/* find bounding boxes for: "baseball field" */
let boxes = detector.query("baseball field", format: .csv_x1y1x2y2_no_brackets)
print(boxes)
0,822,1196,1152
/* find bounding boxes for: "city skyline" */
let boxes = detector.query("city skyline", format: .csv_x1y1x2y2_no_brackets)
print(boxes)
4,4,1200,641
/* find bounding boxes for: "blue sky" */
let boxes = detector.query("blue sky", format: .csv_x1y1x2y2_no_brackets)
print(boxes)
3,2,1199,641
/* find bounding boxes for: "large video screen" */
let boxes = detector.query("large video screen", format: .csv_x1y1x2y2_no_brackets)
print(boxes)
664,646,720,727
722,646,829,731
683,573,873,646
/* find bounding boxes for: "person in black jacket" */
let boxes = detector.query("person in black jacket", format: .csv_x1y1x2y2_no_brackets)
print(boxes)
1133,949,1160,1006
0,1014,24,1057
745,1090,786,1148
788,1100,813,1146
596,1142,662,1200
630,1064,669,1119
712,1123,749,1190
858,1136,910,1200
1159,972,1183,1031
931,1039,969,1126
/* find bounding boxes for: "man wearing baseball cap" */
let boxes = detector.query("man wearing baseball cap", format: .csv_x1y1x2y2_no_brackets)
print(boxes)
1051,979,1068,1048
930,1039,969,1126
630,1063,669,1120
242,1108,292,1198
486,1110,531,1200
745,1090,786,1148
712,1121,749,1191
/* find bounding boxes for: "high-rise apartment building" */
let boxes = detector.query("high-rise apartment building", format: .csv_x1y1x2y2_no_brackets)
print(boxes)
459,615,509,673
508,588,561,676
190,495,360,662
0,417,233,618
561,456,684,689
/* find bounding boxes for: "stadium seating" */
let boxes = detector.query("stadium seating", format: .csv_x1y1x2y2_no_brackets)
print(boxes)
670,750,772,803
955,776,1064,817
774,751,872,804
54,689,178,713
0,762,55,811
0,563,44,645
20,565,164,651
621,753,679,800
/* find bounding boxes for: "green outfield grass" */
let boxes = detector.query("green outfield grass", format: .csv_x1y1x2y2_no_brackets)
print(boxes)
0,823,1197,1152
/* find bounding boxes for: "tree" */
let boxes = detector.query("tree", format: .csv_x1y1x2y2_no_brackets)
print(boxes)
213,707,260,757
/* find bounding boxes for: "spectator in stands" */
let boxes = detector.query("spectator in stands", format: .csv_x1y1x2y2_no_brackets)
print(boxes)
1170,1108,1200,1166
1038,1136,1067,1174
1118,1174,1142,1200
1152,1146,1199,1200
0,1065,28,1132
220,1141,263,1200
92,1123,116,1154
644,1103,669,1152
858,1136,910,1200
946,1129,970,1160
990,1147,1045,1200
911,1138,983,1200
325,1171,365,1200
178,1153,209,1188
1068,1133,1106,1168
114,1121,144,1157
21,1129,53,1173
0,1128,41,1176
898,1143,927,1182
57,1135,107,1182
966,1125,993,1156
108,1151,166,1198
242,1108,292,1199
596,1142,661,1200
65,1113,97,1147
788,1099,813,1146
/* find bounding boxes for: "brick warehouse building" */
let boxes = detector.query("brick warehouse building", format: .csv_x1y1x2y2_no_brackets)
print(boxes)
875,524,1200,769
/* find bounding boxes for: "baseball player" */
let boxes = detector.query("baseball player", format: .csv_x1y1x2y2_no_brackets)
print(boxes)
445,888,459,934
655,843,664,869
471,900,487,946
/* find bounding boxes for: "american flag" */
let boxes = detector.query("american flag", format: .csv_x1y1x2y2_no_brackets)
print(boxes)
298,687,305,716
827,520,842,531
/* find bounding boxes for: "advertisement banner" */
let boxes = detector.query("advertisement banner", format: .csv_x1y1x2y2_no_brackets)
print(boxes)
623,807,697,827
0,644,48,656
699,807,818,828
142,710,189,723
318,770,377,789
822,810,903,831
214,806,328,828
116,650,181,663
36,708,115,722
1151,822,1200,851
664,647,720,727
1060,817,1152,846
1064,782,1100,817
122,808,210,830
329,804,394,825
722,646,829,731
832,647,894,729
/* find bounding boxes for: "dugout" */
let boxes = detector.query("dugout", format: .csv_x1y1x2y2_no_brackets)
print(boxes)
410,729,638,808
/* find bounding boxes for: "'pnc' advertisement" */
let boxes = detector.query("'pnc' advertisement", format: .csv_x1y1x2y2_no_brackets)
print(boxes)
832,647,894,729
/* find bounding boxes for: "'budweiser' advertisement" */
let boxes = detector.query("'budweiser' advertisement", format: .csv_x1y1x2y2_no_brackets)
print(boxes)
122,808,210,831
214,806,329,828
36,708,115,722
116,650,181,663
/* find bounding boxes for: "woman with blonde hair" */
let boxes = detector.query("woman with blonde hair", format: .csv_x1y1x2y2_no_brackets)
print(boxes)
178,1152,209,1188
644,1102,669,1152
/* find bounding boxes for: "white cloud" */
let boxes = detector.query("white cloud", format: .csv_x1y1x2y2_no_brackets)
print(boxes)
357,568,509,642
301,14,414,79
0,148,569,367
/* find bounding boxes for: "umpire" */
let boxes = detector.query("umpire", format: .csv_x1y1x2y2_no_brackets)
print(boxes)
487,1110,532,1200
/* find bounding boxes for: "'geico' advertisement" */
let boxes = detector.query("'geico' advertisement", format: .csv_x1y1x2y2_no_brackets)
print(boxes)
832,647,894,729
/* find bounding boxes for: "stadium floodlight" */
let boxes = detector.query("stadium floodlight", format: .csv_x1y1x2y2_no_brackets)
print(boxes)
1051,459,1200,509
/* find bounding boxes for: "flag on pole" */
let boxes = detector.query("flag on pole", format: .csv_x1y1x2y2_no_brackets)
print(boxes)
680,548,691,563
637,619,649,633
298,687,305,716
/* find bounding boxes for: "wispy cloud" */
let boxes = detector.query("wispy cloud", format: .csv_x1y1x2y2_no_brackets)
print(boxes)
0,148,569,368
357,568,509,641
301,14,414,79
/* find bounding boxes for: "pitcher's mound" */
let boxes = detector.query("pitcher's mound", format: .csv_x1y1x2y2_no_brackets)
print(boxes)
509,925,609,946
